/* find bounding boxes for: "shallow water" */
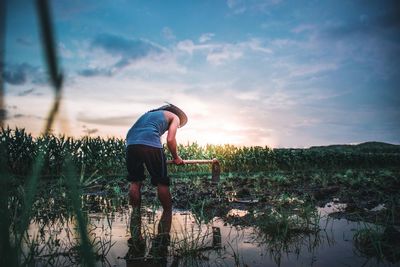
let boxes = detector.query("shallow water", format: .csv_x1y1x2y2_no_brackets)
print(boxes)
26,202,398,267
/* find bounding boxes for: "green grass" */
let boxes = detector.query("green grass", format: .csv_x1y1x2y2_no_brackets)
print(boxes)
354,224,400,263
2,127,400,181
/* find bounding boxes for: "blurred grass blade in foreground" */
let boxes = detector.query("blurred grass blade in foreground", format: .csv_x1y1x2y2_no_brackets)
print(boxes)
36,0,63,135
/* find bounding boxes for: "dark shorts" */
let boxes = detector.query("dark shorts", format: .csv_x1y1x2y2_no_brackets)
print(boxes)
126,144,169,186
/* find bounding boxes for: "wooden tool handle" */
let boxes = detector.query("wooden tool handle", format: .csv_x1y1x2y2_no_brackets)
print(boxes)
166,158,220,183
166,159,218,164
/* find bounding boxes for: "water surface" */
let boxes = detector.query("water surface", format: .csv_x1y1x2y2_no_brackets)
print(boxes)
27,202,398,266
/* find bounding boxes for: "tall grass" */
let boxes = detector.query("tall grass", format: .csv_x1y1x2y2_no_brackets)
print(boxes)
2,127,399,180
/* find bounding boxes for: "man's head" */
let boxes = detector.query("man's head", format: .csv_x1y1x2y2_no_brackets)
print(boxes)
154,103,188,127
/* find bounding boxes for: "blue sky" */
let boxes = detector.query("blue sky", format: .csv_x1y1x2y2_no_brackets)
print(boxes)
3,0,400,147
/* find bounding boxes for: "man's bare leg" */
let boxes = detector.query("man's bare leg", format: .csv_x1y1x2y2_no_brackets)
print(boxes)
129,182,142,241
157,184,172,234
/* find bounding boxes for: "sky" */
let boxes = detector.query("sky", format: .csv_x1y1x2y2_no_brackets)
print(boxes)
2,0,400,148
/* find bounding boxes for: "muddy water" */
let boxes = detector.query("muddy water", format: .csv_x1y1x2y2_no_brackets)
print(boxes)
27,202,398,267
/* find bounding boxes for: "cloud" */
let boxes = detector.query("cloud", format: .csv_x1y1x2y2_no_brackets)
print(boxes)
199,33,215,43
77,113,138,126
82,125,99,135
177,37,272,65
206,46,242,65
77,34,167,76
3,65,27,85
247,38,273,54
162,27,176,40
84,128,99,135
6,112,44,120
78,68,112,77
307,9,400,79
58,42,74,59
92,34,164,63
2,63,46,85
177,39,244,64
17,88,35,96
291,24,316,34
235,91,260,101
322,8,400,39
226,0,281,14
290,63,338,77
176,40,212,55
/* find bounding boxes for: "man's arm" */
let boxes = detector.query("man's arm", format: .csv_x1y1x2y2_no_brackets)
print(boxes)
166,112,184,165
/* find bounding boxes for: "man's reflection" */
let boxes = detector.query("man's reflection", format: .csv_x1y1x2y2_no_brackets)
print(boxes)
125,211,172,267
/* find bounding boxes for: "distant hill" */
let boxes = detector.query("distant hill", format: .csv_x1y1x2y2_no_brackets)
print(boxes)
356,141,400,149
309,141,400,153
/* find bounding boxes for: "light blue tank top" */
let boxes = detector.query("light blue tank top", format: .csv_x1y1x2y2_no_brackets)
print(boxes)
126,111,169,148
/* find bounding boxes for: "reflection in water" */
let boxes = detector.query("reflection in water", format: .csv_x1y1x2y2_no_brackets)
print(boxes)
125,234,170,267
126,208,171,267
124,208,223,267
354,225,400,264
23,202,399,267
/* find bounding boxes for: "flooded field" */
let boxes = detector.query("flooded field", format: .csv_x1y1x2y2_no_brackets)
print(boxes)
24,194,399,267
2,130,399,266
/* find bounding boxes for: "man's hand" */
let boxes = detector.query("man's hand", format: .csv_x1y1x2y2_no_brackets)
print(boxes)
173,156,184,165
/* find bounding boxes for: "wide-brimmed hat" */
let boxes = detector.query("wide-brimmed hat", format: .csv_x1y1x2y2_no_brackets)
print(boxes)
156,103,188,127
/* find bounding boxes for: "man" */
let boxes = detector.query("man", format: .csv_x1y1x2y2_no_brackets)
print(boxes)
125,103,187,246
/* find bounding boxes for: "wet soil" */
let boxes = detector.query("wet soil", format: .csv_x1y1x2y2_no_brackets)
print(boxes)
79,169,400,227
166,172,400,225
